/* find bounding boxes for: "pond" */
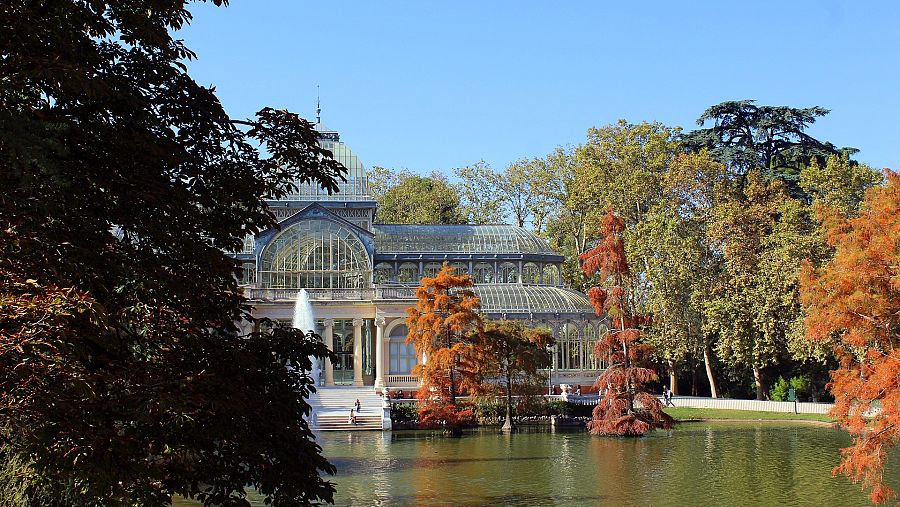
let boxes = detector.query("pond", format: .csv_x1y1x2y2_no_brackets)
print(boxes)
177,423,899,506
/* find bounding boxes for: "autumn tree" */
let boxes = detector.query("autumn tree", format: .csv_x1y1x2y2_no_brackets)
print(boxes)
476,320,553,432
800,170,900,504
0,1,340,503
580,208,673,436
406,264,483,434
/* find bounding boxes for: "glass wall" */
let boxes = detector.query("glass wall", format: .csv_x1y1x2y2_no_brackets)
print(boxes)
374,262,394,283
522,262,540,284
543,264,560,286
258,220,371,289
424,262,442,278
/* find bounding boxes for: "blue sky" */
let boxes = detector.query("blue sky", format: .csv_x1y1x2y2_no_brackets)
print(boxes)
180,1,899,174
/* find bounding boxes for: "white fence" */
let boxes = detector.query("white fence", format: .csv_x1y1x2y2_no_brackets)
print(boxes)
665,395,833,415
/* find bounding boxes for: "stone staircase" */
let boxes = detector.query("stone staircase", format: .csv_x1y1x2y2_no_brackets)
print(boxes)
310,386,385,431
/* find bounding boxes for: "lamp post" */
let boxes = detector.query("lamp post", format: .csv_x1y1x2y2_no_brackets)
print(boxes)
548,344,555,396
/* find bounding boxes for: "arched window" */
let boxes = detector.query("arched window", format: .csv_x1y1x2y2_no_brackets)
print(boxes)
543,264,560,286
237,262,256,285
584,323,598,369
450,261,469,275
424,262,442,278
498,262,518,283
556,323,581,370
397,262,419,284
374,262,395,284
522,262,540,284
243,234,255,254
388,325,417,374
472,262,494,284
258,219,371,289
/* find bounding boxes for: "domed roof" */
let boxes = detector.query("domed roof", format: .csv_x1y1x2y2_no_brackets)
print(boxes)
373,224,558,255
281,125,372,200
474,284,596,315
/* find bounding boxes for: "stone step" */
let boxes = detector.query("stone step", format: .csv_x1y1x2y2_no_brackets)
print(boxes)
310,387,385,431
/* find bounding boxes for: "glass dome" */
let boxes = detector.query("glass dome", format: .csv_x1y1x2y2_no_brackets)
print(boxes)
283,125,372,200
257,219,371,289
373,224,558,255
473,285,596,315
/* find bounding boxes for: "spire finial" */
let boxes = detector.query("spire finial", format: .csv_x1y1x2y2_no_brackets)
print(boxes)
316,85,321,125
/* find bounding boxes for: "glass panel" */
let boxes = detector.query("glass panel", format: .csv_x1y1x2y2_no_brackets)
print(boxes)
543,264,560,286
450,261,469,275
522,262,540,284
388,324,416,374
424,262,442,278
374,262,394,283
258,219,371,289
398,262,418,283
373,224,556,254
473,262,494,283
498,262,518,283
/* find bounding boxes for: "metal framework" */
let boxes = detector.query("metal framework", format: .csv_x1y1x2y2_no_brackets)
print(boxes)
257,219,371,289
373,224,556,254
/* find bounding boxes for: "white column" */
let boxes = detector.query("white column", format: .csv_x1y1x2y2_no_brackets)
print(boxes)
374,317,386,389
323,319,334,386
352,318,364,386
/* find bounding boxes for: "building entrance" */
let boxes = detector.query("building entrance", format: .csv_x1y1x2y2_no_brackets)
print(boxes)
333,323,355,386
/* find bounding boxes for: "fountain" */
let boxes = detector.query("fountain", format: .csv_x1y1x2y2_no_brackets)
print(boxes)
293,289,321,387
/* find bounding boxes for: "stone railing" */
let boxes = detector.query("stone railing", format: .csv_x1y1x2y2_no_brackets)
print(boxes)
385,374,420,385
375,287,417,300
246,287,375,301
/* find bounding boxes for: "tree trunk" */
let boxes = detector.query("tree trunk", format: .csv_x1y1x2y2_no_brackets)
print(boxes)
753,365,767,401
501,372,515,432
668,359,679,395
703,344,718,398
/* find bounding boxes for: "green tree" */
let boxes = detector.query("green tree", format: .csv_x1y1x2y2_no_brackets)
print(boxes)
377,173,466,224
1,2,339,504
454,158,558,231
454,161,504,224
476,320,553,432
703,172,823,399
573,120,680,228
368,165,411,202
682,100,851,197
799,154,883,216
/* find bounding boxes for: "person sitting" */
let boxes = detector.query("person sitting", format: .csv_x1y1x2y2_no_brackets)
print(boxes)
348,408,356,425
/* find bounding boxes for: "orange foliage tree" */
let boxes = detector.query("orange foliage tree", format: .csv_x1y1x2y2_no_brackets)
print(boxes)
800,170,900,504
406,263,483,432
580,207,674,436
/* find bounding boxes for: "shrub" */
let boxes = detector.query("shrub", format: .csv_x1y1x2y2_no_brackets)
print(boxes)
770,376,790,401
390,404,419,425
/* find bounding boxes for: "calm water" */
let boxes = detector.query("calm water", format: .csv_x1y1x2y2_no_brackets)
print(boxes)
175,423,898,506
320,423,892,506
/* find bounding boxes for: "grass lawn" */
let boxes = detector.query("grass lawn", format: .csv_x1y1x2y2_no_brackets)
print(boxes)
664,407,835,423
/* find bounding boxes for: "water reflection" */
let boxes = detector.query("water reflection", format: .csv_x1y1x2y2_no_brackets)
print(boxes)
174,424,895,506
319,424,890,507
